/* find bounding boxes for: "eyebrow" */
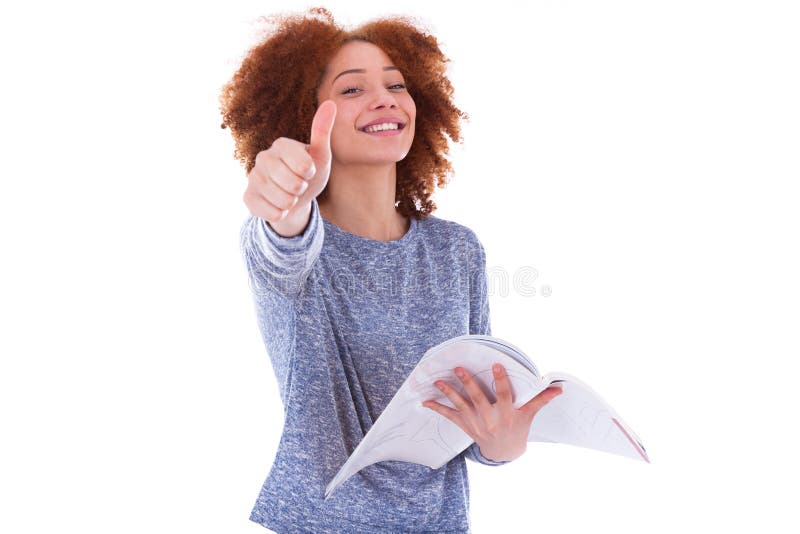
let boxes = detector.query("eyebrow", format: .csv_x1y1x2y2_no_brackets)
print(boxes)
332,66,400,83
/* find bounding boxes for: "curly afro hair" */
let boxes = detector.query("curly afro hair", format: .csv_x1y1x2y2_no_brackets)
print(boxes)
218,7,468,219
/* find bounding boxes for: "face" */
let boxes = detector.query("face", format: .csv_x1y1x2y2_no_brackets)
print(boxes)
315,40,416,167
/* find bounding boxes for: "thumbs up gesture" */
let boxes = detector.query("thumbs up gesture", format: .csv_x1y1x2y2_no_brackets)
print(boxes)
244,100,337,232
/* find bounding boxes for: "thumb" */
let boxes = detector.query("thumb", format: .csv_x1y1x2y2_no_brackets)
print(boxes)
307,100,336,164
522,385,563,418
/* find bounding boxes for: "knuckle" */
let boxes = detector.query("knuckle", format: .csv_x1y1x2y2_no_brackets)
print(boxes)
246,166,259,183
271,197,288,210
266,205,283,222
255,149,270,167
474,427,491,440
266,138,285,155
294,180,309,195
244,188,260,205
299,160,315,178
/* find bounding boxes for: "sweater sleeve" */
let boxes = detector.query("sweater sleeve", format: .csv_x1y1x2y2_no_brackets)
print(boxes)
239,198,324,301
468,235,492,339
463,232,511,467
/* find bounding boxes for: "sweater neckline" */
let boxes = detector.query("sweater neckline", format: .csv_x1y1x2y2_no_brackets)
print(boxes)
321,213,418,247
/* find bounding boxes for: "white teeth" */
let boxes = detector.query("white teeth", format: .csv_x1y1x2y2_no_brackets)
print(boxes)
364,123,400,132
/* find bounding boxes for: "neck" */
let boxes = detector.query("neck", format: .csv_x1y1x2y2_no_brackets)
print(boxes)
318,160,409,242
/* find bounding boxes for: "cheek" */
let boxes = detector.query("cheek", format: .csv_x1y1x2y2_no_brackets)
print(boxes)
332,107,358,133
406,105,417,132
403,96,417,123
331,115,358,142
329,111,358,154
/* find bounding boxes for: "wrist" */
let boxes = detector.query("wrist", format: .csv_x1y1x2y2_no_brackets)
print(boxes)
478,445,524,463
267,200,313,238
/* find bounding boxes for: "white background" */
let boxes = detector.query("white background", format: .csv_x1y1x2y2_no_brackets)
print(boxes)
1,1,798,532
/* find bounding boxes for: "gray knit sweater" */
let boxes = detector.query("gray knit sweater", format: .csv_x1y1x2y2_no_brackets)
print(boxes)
241,198,509,533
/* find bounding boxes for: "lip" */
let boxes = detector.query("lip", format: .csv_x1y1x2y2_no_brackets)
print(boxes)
359,117,406,132
362,128,404,137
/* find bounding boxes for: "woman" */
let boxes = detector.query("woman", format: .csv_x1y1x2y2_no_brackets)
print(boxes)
219,7,562,532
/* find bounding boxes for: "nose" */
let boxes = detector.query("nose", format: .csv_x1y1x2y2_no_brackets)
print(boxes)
370,86,399,110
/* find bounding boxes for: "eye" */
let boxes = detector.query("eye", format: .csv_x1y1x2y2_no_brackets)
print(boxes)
341,83,407,95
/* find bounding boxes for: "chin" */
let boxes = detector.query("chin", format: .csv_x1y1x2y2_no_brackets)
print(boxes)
341,148,412,165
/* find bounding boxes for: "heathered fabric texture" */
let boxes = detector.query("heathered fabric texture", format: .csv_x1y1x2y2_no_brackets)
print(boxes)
241,198,509,533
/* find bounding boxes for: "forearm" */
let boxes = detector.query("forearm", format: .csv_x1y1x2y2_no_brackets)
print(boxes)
240,198,323,299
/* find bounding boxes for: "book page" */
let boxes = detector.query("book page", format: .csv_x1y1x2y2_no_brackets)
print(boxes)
325,336,648,499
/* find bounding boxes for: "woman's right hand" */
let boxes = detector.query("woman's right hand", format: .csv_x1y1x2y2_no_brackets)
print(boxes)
243,100,337,224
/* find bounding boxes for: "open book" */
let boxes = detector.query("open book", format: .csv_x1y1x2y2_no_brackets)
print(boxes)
325,335,649,499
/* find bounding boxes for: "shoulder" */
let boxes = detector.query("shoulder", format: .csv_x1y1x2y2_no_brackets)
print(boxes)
418,213,486,261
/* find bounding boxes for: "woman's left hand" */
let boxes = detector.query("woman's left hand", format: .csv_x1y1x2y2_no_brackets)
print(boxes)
422,363,563,463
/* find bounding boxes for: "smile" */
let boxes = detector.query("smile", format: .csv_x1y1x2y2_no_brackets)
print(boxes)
360,123,405,136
